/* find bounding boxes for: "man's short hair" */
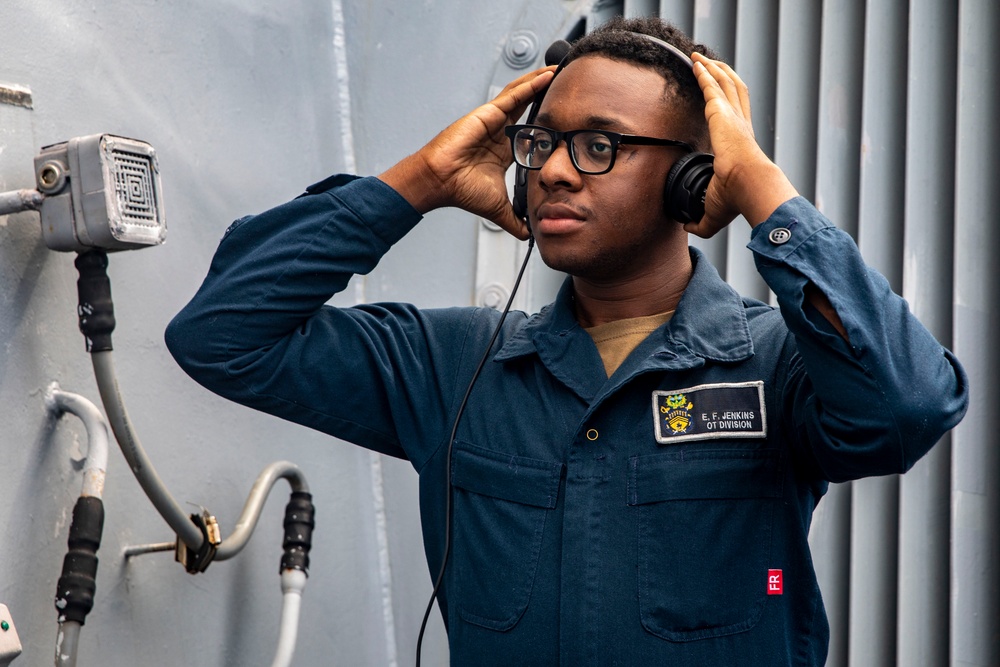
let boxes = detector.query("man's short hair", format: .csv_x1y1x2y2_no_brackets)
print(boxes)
565,16,719,148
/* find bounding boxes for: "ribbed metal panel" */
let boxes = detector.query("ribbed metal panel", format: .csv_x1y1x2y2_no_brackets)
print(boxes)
600,1,998,664
901,1,960,665
773,1,823,202
658,0,694,34
726,0,778,303
624,0,659,19
952,2,1000,665
816,2,892,665
685,1,734,287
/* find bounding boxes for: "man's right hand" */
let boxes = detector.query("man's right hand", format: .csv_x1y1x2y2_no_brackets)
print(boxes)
378,66,555,240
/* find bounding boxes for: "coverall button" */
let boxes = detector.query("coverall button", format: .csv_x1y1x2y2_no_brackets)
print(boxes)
586,428,599,441
769,227,792,245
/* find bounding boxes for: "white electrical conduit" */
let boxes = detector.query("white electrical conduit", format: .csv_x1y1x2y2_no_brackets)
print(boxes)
53,623,81,667
46,384,110,500
271,569,308,667
45,384,111,667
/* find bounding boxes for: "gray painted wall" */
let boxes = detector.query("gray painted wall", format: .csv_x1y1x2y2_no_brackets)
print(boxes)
3,1,998,666
0,0,567,664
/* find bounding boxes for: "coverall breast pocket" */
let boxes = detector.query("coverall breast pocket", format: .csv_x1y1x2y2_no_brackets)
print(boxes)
628,448,782,642
451,442,563,631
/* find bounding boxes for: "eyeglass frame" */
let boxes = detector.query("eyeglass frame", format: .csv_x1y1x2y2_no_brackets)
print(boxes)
504,123,694,175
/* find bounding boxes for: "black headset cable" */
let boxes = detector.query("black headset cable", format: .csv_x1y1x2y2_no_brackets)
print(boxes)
415,235,535,666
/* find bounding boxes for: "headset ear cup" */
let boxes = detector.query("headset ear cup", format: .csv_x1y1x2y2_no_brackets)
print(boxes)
664,152,715,223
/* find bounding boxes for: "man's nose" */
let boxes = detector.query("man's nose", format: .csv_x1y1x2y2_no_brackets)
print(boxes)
538,140,581,190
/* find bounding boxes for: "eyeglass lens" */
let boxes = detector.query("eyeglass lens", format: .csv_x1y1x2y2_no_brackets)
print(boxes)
512,128,615,174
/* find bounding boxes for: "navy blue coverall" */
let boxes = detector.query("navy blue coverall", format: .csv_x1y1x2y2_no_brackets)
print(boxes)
166,174,968,666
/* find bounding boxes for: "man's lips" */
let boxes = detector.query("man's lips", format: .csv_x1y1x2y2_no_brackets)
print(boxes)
535,203,586,232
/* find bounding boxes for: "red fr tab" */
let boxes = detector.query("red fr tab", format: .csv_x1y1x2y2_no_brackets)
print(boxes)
768,569,783,595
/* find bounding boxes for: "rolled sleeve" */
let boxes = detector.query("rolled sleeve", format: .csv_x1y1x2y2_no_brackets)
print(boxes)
748,197,969,481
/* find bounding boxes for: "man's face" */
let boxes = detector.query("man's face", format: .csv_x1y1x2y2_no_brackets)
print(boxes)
527,55,690,281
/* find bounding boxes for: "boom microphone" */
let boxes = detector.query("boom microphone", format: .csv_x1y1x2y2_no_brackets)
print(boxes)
544,39,571,66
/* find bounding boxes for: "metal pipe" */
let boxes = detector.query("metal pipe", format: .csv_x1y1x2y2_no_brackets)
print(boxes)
215,461,309,561
122,460,310,562
0,189,43,216
89,350,205,549
46,384,110,499
121,542,175,559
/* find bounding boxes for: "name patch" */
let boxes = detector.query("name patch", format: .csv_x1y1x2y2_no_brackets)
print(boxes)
652,381,767,444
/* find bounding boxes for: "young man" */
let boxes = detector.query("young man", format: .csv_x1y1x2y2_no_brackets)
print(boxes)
167,17,968,666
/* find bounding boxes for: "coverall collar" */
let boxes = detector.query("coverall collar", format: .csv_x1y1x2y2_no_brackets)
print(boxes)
494,247,755,401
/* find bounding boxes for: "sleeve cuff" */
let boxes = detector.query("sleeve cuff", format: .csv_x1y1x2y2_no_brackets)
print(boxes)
747,196,836,261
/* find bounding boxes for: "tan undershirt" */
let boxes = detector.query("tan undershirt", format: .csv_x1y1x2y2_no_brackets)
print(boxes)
584,310,675,378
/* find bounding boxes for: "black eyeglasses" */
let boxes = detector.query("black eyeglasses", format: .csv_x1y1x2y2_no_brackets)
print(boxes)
504,124,693,175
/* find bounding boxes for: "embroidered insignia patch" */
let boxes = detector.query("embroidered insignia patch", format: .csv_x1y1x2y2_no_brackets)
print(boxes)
652,381,767,444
